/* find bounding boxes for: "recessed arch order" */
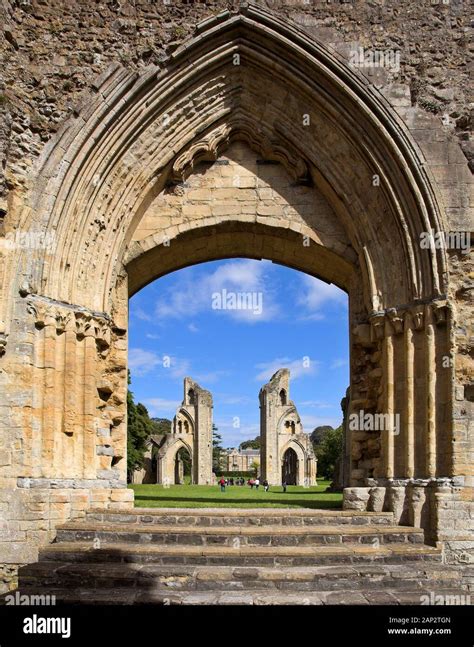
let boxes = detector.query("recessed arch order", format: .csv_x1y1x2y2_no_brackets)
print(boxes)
4,4,462,552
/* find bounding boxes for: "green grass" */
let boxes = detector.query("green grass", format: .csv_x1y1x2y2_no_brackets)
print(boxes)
129,480,342,509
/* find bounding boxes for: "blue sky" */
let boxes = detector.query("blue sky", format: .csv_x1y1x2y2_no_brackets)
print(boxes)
128,259,349,448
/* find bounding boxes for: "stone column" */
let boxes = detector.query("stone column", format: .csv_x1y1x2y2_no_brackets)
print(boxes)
42,310,57,478
63,316,77,439
404,311,415,478
425,306,437,478
82,315,97,480
27,302,45,477
383,323,395,479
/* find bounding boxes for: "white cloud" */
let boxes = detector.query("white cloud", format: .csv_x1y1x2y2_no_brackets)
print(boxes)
143,397,181,418
154,259,280,323
128,348,162,376
188,323,199,333
330,358,348,370
193,369,231,385
299,400,336,409
214,420,260,446
300,414,343,431
254,356,320,382
296,275,347,319
128,348,191,380
131,306,152,322
166,356,192,380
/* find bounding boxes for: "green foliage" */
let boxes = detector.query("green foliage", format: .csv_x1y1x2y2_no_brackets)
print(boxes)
127,373,159,482
151,417,172,434
130,481,343,509
310,425,334,446
239,436,260,450
177,446,192,476
315,425,343,480
212,424,224,471
250,460,260,475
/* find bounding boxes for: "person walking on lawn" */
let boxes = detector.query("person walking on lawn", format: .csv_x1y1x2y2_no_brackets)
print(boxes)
219,477,226,492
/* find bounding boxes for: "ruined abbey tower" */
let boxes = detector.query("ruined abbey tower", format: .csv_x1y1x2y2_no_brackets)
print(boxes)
259,369,317,486
158,377,213,485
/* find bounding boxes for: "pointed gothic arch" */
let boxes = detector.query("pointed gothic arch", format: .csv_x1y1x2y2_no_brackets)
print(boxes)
0,4,469,566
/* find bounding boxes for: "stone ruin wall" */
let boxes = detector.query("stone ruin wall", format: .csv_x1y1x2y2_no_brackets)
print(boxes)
0,0,472,588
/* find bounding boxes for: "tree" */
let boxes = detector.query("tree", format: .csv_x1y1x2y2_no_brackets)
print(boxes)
239,436,261,450
250,460,260,476
212,424,224,471
310,425,334,446
151,417,172,434
127,373,159,482
315,425,343,480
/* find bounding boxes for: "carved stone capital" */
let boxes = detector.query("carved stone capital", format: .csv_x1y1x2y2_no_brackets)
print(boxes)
369,312,386,341
93,317,111,350
411,305,425,331
55,311,72,334
386,307,404,335
27,300,51,329
431,299,449,326
75,311,93,339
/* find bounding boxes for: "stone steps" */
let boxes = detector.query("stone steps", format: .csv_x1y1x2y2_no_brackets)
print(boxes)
10,507,469,605
4,587,469,606
55,520,425,547
86,507,395,526
38,539,440,566
19,561,462,593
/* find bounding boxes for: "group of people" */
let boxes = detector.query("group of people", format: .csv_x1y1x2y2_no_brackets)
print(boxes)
218,476,270,492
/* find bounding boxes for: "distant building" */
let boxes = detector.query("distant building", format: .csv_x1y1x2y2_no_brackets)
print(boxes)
225,448,260,472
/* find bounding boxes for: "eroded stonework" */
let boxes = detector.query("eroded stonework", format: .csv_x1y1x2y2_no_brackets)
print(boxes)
158,378,213,486
260,369,317,486
0,2,472,592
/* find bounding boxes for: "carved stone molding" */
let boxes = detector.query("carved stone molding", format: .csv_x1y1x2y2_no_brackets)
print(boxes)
169,119,310,185
26,297,113,349
364,298,450,341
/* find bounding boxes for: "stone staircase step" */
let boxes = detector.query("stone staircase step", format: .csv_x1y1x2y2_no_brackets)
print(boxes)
13,507,464,605
86,507,394,527
55,521,424,546
5,586,471,606
18,561,463,593
38,540,442,566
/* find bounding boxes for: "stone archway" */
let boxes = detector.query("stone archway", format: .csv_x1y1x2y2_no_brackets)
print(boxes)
157,437,193,487
0,5,472,574
282,447,299,486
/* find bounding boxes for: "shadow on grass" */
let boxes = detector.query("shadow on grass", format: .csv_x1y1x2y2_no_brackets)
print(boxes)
133,495,342,509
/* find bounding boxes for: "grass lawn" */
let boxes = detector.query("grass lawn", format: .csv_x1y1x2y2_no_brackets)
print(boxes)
129,480,343,509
